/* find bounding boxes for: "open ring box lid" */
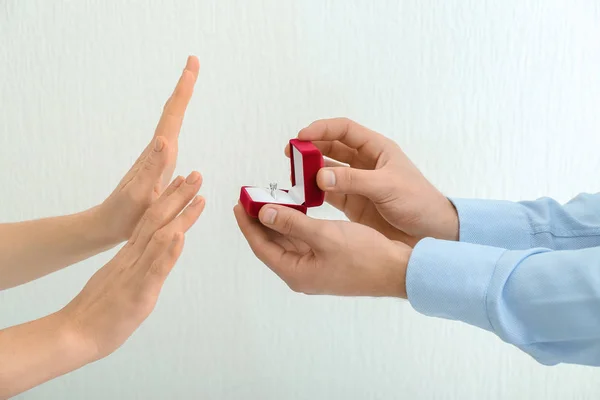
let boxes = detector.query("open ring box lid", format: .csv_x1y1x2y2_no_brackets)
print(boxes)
240,139,325,218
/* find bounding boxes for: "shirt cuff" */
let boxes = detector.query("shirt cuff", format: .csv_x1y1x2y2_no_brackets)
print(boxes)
450,198,532,249
406,238,506,332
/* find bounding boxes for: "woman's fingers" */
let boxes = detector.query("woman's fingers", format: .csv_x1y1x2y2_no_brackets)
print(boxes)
154,56,200,143
134,195,205,284
145,232,186,283
129,172,202,247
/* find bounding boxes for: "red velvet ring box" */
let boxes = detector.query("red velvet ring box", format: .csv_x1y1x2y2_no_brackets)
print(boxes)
240,139,325,218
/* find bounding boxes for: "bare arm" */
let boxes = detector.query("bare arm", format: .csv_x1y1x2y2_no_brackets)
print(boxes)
0,312,90,400
0,172,204,398
0,56,199,290
0,209,114,290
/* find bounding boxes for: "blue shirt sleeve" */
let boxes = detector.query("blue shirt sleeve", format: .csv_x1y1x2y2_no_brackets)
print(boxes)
451,193,600,250
406,238,600,366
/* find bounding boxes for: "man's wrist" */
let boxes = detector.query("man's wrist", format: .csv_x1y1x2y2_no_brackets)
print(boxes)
386,242,411,298
437,198,459,241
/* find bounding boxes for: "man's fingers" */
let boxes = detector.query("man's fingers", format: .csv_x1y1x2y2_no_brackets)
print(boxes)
297,118,388,161
234,204,285,264
323,192,348,213
257,205,325,248
285,141,356,166
317,167,382,199
313,141,357,165
235,204,322,292
323,157,348,168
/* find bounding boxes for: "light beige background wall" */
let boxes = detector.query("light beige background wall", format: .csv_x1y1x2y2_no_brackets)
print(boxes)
1,1,600,399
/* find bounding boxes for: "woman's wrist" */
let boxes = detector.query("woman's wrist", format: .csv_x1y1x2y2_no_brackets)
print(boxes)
50,311,98,367
82,205,125,250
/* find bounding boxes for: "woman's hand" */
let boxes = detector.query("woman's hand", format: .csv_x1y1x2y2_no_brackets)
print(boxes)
61,172,204,361
0,173,204,398
96,56,200,245
0,57,200,291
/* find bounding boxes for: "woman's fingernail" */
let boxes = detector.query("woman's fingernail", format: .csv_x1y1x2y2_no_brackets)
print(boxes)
173,176,184,187
186,171,200,184
154,137,164,152
191,196,203,206
262,208,277,225
322,169,336,188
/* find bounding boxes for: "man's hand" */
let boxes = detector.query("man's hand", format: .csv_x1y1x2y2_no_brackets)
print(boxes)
234,202,411,298
286,118,458,246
